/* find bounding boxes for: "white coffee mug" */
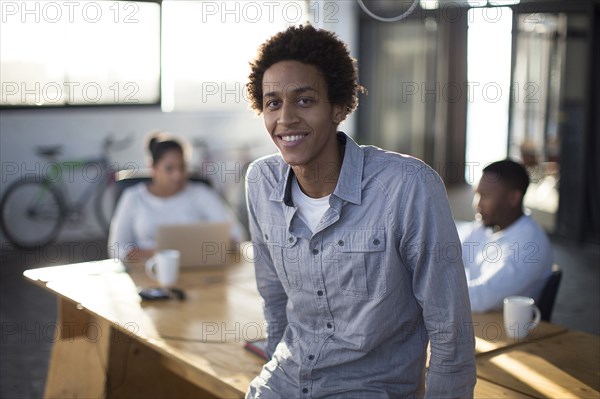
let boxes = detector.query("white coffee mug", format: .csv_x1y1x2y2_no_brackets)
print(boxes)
145,249,180,287
503,296,541,340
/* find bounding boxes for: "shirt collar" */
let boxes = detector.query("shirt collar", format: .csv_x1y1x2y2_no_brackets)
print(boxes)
269,163,293,204
333,132,363,205
270,132,364,206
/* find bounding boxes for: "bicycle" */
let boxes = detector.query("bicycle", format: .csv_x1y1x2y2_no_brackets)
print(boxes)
0,135,134,249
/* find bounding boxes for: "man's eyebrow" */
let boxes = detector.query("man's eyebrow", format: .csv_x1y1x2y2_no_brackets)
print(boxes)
263,86,317,99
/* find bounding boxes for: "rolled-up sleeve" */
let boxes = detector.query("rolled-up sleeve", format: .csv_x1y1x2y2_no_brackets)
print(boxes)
245,163,288,358
400,167,477,398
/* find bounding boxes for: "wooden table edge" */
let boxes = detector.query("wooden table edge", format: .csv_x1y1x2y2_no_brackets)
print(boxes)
23,267,252,398
475,328,571,359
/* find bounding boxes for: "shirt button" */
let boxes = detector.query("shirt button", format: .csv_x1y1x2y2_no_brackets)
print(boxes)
373,238,380,245
302,388,308,394
317,290,323,296
338,240,344,246
264,234,269,240
308,354,315,360
312,248,319,255
327,322,333,329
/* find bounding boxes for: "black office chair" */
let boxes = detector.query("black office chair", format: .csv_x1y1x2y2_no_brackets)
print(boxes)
538,264,562,322
113,169,213,206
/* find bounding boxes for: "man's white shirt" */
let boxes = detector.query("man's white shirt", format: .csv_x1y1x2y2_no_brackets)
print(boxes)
460,214,554,312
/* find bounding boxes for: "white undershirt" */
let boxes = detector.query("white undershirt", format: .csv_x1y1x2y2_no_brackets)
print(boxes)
292,177,330,233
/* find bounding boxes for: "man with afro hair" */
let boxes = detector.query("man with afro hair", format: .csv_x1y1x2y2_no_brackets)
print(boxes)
245,25,476,398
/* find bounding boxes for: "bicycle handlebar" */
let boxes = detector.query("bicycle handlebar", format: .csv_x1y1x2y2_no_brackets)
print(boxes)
103,134,133,153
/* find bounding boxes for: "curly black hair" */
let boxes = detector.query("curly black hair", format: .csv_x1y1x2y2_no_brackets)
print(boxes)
483,159,530,196
247,24,366,114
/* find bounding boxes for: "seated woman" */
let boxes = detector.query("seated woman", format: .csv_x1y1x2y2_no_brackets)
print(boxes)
108,134,244,261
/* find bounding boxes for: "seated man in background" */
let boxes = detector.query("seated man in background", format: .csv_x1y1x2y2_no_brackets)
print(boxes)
461,159,554,313
108,133,244,261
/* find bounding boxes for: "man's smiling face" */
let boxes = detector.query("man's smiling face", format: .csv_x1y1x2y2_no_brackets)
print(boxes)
262,60,345,169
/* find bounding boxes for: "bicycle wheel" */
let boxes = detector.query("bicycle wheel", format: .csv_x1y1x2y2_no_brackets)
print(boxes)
0,179,64,249
94,180,116,234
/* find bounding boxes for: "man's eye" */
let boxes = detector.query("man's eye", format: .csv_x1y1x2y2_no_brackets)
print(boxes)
298,97,313,106
266,100,280,109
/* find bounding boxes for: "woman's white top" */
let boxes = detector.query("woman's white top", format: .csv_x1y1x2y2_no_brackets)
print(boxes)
108,182,244,259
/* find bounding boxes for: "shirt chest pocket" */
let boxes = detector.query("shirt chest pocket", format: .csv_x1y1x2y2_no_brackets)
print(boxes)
264,225,302,291
330,229,387,299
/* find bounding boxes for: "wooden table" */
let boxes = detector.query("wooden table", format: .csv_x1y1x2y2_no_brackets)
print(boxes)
471,312,567,355
24,257,597,398
25,258,267,398
477,330,600,398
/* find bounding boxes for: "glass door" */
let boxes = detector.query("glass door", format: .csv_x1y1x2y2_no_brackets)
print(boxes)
508,8,591,236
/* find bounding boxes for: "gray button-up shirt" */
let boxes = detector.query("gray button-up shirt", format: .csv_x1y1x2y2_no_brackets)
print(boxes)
246,133,476,398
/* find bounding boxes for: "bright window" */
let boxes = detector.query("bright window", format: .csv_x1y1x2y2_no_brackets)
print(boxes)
0,0,160,106
161,0,309,112
465,6,513,184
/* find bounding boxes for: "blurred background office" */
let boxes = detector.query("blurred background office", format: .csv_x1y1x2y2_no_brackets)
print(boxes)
1,0,599,397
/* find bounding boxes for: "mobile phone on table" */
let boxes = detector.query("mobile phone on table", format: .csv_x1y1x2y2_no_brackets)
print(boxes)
138,287,171,300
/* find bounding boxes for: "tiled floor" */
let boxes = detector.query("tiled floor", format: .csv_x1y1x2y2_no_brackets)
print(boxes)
1,224,598,398
1,240,104,399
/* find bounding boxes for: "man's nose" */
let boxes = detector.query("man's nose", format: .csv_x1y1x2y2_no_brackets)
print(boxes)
278,101,299,126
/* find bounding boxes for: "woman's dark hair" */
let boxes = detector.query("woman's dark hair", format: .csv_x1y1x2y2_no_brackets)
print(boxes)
148,134,184,165
247,24,366,114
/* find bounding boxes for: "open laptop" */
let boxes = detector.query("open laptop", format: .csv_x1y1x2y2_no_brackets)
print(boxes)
155,222,233,267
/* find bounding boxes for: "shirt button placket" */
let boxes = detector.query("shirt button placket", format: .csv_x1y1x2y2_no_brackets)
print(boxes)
307,236,324,397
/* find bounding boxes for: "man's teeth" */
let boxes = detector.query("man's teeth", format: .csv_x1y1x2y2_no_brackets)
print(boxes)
281,135,304,142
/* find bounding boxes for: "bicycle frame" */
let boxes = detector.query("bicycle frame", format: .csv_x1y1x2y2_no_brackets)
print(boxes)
43,156,112,216
0,135,132,248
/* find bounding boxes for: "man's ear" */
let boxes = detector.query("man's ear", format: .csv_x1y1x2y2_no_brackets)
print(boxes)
332,104,348,125
508,189,523,208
